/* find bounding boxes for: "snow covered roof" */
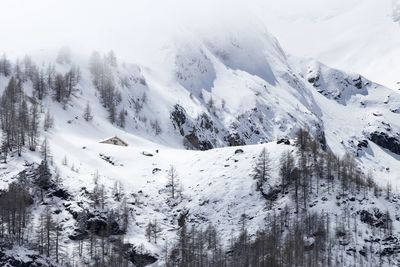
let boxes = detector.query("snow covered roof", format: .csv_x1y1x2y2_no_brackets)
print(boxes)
99,136,128,146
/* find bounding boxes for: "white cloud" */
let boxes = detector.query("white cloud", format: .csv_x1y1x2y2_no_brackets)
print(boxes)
0,0,259,63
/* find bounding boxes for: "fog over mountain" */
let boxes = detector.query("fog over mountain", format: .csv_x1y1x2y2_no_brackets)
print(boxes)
2,0,399,88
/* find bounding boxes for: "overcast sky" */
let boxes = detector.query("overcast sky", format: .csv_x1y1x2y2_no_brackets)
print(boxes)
0,0,358,57
0,0,257,62
1,0,396,88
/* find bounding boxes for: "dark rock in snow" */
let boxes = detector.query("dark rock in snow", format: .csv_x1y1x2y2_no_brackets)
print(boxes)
277,138,291,145
224,132,245,147
128,247,157,267
69,228,89,240
142,151,153,157
234,149,244,154
170,104,187,134
307,73,320,87
170,105,218,150
50,188,70,200
352,75,363,89
368,131,400,155
261,187,281,202
346,247,356,254
198,113,213,130
359,249,366,257
184,131,213,150
64,204,79,219
380,246,400,256
0,250,57,267
87,217,124,236
152,168,161,174
357,139,368,149
359,209,389,228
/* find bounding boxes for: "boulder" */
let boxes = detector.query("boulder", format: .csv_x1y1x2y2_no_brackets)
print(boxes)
128,248,157,267
234,149,244,154
68,228,89,240
277,138,290,145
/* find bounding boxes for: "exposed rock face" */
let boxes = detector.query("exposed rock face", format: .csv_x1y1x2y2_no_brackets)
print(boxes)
357,139,369,149
87,216,123,236
352,75,363,89
277,138,291,145
184,131,214,150
307,69,320,87
49,188,70,200
224,132,245,147
380,246,400,256
369,131,400,155
305,60,368,104
68,207,125,241
170,102,327,150
170,104,217,150
68,228,89,241
316,127,327,150
128,247,157,267
170,104,187,136
360,209,390,228
0,250,57,267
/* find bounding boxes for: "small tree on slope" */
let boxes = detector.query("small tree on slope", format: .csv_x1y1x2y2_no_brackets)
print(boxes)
253,148,272,191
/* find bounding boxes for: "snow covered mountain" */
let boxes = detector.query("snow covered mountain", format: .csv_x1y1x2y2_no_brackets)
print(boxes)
255,0,400,90
39,25,399,186
0,2,399,266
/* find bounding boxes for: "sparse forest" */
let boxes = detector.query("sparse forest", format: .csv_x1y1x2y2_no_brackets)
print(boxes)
165,129,397,267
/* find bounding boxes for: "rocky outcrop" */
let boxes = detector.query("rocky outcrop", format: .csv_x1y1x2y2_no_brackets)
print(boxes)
305,61,369,104
368,131,400,155
128,246,157,267
68,228,89,241
0,250,57,267
277,138,291,145
87,216,123,236
359,209,390,228
170,105,218,150
170,104,188,136
224,132,245,147
351,75,363,89
184,131,214,150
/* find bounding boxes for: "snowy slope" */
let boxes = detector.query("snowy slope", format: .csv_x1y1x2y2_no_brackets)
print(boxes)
254,0,400,90
0,5,400,265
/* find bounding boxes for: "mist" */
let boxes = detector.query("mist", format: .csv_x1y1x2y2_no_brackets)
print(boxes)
0,0,352,57
1,0,395,88
0,0,263,65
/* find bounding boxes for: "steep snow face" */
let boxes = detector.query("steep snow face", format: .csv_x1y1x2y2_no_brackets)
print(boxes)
256,0,400,89
202,29,281,86
166,27,326,149
174,44,216,95
159,28,400,186
294,58,369,104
